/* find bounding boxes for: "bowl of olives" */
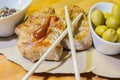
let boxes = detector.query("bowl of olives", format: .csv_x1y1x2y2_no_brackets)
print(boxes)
88,2,120,55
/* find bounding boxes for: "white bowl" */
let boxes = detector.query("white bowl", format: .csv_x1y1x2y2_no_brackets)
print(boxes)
0,0,32,37
88,2,120,55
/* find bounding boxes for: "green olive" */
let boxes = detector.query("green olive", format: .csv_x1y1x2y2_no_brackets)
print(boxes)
112,4,120,20
117,28,120,36
95,25,108,37
116,28,120,42
104,12,112,19
91,10,105,26
102,29,118,42
106,16,120,30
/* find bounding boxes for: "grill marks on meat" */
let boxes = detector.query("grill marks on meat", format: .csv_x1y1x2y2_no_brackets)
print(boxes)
15,8,64,62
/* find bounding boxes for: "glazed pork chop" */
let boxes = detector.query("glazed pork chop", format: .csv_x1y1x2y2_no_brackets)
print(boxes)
15,8,65,62
15,5,92,62
59,5,92,51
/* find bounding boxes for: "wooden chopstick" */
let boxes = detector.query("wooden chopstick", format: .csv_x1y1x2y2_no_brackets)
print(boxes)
22,8,82,80
65,6,80,80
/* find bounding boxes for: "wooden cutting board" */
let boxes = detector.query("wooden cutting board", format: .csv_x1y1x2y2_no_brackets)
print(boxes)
0,0,120,80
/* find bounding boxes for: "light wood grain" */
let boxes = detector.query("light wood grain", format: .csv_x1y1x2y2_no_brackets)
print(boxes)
0,0,120,80
1,54,120,80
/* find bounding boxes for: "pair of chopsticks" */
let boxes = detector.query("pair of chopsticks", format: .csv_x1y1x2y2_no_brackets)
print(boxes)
23,6,82,80
65,6,80,80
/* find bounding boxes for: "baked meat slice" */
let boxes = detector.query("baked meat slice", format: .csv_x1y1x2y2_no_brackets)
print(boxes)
59,5,92,51
15,8,65,62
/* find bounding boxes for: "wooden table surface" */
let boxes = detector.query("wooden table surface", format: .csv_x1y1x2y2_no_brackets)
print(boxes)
0,0,120,80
